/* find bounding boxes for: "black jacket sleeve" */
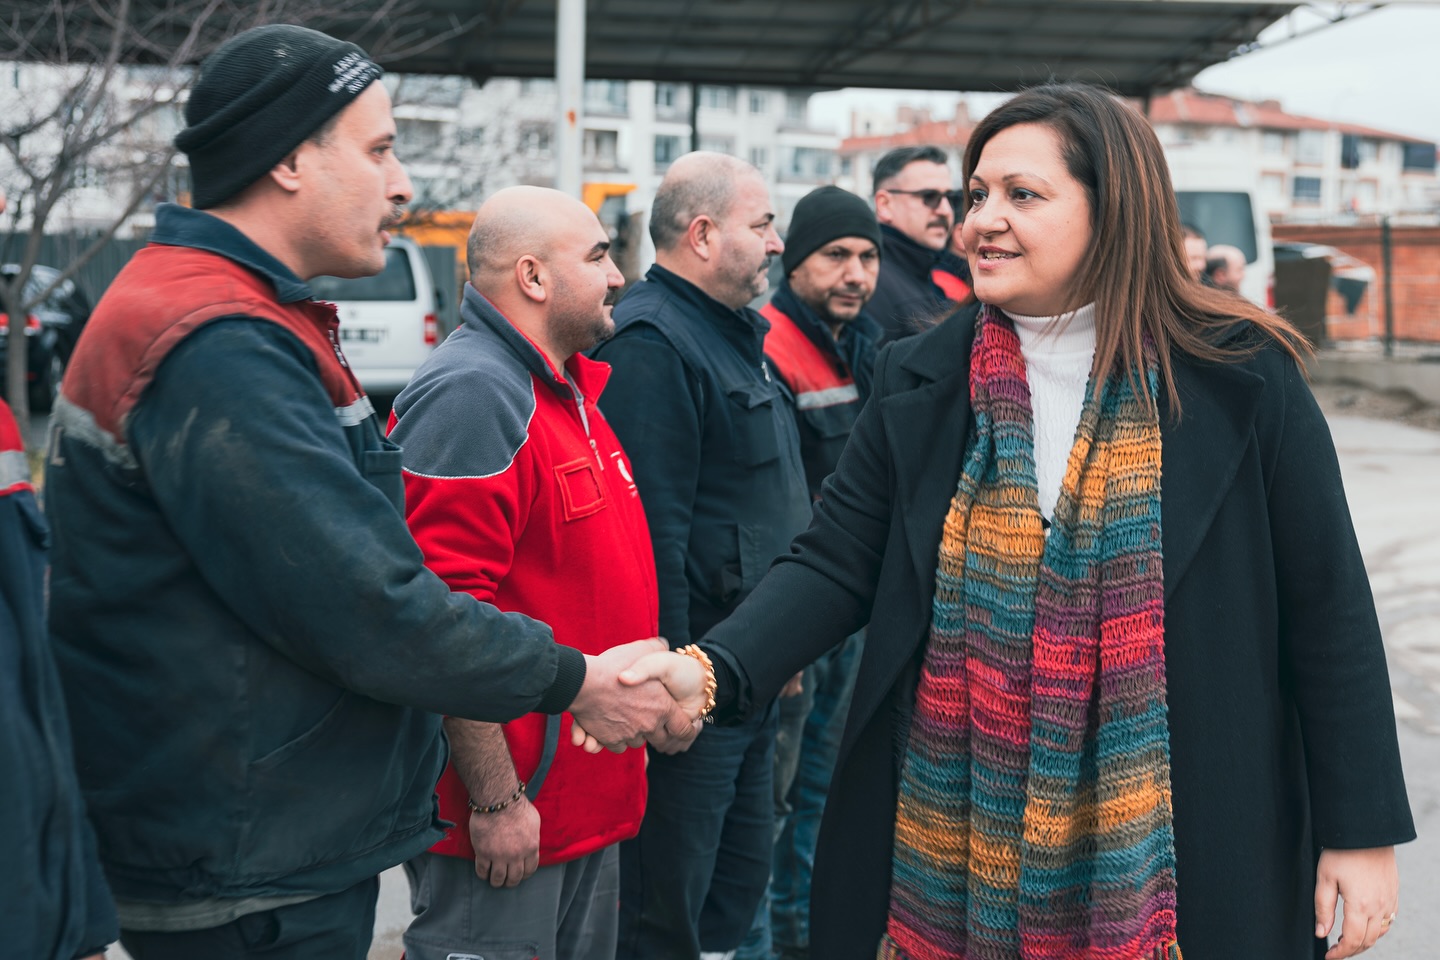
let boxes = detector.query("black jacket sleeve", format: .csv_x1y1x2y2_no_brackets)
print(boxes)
1265,354,1415,848
594,325,705,647
703,343,898,715
126,319,585,720
0,436,119,959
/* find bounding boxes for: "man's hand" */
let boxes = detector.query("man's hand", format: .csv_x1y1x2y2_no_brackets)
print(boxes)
470,795,541,888
569,639,706,754
1315,846,1399,958
780,671,805,698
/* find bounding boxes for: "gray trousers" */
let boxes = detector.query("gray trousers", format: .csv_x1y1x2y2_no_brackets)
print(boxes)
403,845,620,960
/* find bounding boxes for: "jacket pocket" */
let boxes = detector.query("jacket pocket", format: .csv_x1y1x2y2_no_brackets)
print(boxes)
554,457,607,521
725,382,782,466
240,692,426,877
362,440,404,513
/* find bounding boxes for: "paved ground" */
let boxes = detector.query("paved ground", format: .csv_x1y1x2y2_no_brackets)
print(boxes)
26,401,1433,959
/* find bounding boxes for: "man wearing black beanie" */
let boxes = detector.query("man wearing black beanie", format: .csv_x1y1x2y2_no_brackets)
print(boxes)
47,23,703,960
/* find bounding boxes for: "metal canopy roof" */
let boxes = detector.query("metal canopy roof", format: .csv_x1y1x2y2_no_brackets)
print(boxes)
2,0,1295,96
392,0,1296,95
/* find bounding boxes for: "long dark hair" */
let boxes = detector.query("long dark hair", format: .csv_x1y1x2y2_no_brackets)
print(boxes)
962,83,1309,412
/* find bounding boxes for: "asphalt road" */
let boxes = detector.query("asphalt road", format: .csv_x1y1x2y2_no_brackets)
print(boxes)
20,408,1431,959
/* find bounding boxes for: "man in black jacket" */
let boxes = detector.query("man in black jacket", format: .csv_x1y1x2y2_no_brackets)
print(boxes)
2,385,115,958
867,145,958,342
593,152,812,959
45,26,699,960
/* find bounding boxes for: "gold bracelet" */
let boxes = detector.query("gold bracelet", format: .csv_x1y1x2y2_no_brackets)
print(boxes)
468,781,526,815
675,644,718,721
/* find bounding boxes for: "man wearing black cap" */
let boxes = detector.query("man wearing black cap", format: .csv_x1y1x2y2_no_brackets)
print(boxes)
45,24,703,960
736,185,882,960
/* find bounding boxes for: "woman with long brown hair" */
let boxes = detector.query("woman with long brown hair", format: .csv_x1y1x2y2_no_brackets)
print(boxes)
617,82,1415,960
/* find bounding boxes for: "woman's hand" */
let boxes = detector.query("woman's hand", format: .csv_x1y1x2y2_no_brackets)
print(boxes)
1315,846,1399,958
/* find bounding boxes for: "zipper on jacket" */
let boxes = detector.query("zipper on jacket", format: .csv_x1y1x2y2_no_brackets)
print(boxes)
567,379,604,471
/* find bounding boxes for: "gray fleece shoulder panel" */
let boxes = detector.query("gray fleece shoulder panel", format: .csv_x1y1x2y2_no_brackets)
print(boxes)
389,324,535,479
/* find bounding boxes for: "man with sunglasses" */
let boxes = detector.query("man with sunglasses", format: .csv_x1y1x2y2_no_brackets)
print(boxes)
867,145,962,343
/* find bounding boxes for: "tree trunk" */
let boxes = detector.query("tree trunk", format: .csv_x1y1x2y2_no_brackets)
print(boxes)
5,307,30,425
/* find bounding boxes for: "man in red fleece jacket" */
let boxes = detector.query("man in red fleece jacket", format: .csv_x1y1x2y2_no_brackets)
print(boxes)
388,186,674,960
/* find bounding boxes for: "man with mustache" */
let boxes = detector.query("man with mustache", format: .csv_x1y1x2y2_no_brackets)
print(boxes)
45,26,700,960
867,145,960,342
593,152,812,959
387,186,660,960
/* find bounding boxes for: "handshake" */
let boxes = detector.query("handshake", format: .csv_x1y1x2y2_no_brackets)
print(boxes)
568,638,713,754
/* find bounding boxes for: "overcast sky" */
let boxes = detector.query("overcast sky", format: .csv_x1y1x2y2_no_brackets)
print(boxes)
809,3,1440,145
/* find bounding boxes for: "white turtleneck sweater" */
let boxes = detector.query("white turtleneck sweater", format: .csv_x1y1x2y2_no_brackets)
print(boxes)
1002,304,1097,521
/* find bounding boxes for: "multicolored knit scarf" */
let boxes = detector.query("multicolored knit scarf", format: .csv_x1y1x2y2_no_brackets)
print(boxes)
879,308,1181,960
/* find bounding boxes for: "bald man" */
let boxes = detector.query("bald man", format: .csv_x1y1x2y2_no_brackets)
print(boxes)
389,187,692,960
1205,243,1247,293
593,153,812,959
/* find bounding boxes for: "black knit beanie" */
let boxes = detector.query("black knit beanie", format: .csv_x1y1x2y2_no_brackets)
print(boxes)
176,24,384,209
781,185,883,275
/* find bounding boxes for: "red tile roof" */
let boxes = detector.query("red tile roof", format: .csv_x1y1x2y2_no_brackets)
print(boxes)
1148,89,1432,144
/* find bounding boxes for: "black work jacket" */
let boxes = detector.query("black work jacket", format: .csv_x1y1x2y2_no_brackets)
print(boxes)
704,310,1415,960
593,264,811,647
868,224,947,344
763,281,881,498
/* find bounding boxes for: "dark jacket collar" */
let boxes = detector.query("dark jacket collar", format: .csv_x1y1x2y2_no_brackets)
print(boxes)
151,203,312,304
460,284,609,401
879,224,939,284
645,263,771,358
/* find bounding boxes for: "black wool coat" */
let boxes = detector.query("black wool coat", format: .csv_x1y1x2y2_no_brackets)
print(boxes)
704,309,1415,960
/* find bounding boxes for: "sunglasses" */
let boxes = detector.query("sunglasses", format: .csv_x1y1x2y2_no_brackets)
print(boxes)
884,188,966,211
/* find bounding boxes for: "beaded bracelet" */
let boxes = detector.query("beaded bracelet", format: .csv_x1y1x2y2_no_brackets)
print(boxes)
675,644,718,721
468,781,526,815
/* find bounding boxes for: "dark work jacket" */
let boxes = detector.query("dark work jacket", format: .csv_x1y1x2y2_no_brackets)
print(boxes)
867,224,948,344
593,264,811,647
46,205,580,906
0,402,117,959
703,310,1415,960
762,281,880,499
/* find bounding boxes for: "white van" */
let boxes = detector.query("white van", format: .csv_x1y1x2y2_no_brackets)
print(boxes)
310,237,441,395
1166,149,1274,308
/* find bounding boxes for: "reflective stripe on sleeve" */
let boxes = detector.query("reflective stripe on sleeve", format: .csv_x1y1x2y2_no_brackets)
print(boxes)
794,384,860,411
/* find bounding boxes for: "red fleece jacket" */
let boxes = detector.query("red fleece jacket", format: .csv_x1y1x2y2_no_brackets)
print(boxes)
389,288,659,866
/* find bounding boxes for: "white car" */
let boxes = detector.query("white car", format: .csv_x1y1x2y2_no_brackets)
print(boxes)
310,237,442,396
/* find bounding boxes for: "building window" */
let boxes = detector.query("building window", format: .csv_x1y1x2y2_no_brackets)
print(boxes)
700,85,736,111
1261,131,1287,156
785,94,808,124
787,147,832,180
396,117,444,155
700,136,734,156
749,146,768,170
520,78,555,96
1292,176,1323,204
584,128,620,170
749,92,769,114
584,80,628,116
1402,141,1438,172
654,134,683,170
521,124,553,159
1295,130,1325,165
655,83,679,107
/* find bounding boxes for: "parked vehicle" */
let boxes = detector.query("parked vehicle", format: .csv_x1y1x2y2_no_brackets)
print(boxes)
0,263,93,411
1166,149,1275,308
309,237,441,396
